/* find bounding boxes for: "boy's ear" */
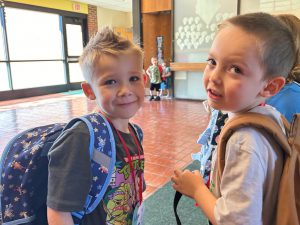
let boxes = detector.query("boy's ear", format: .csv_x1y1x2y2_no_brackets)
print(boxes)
81,82,96,100
260,76,286,97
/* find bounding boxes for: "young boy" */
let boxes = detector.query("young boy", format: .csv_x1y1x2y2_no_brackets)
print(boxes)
171,13,295,225
160,61,172,98
146,57,162,101
47,28,146,225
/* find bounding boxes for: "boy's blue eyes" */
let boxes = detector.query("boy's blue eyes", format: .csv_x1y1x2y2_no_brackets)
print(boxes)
104,80,116,85
130,76,140,81
103,76,140,85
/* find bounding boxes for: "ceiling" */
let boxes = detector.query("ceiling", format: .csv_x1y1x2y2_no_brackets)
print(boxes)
76,0,132,12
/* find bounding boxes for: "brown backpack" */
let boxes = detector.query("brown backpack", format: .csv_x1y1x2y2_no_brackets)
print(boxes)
217,112,300,225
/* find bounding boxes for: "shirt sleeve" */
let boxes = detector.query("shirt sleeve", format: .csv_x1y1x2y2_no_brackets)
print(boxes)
47,121,92,212
214,127,267,225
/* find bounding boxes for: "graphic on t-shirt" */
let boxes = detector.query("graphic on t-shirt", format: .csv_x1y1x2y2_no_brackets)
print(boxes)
102,157,144,225
103,183,133,225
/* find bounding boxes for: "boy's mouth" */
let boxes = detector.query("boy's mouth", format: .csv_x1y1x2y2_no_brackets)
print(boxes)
117,100,137,106
207,89,222,100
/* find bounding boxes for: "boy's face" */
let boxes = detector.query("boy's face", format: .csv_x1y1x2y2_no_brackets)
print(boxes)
203,25,269,113
83,54,145,121
151,58,158,65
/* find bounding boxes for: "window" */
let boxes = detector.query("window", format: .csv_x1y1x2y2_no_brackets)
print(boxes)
5,7,63,60
66,24,83,56
0,2,88,99
4,7,66,90
0,7,10,91
66,23,84,82
10,61,65,89
0,63,10,91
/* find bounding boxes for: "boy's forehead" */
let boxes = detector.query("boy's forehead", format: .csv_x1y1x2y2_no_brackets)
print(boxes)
95,54,142,71
211,25,261,58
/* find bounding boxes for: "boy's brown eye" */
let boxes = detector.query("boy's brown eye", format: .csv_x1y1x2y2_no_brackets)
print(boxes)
207,58,216,66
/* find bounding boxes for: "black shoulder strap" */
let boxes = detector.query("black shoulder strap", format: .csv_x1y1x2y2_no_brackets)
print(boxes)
173,191,183,225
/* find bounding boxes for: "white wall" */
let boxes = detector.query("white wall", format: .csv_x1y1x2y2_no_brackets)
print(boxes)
97,6,132,29
240,0,300,18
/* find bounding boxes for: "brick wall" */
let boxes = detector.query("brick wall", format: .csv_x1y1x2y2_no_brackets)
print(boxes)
88,5,98,38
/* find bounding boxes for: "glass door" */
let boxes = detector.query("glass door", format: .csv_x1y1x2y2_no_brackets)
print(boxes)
0,1,88,101
63,17,87,84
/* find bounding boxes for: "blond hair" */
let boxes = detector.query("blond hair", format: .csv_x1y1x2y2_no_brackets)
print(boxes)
79,27,143,83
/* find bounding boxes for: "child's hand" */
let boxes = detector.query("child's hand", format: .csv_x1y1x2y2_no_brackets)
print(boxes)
171,169,204,199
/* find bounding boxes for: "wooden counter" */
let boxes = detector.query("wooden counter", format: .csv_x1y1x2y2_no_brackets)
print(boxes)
170,62,206,72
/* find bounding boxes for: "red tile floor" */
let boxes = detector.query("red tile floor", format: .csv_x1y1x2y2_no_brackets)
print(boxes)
0,92,209,199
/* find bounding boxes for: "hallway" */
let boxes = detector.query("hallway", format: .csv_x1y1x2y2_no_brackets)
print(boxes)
0,92,209,198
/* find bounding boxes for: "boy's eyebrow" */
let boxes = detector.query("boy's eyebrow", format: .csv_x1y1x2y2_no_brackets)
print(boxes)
208,51,250,64
130,69,143,72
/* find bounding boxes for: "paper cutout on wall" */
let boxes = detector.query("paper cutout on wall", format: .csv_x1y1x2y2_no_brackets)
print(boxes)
175,0,235,50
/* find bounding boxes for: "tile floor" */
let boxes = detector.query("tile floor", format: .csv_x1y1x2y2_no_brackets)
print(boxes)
0,92,209,199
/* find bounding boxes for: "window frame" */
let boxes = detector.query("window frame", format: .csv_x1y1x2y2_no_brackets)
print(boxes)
0,1,88,100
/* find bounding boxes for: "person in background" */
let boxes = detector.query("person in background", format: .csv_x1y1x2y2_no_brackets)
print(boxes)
266,14,300,123
171,12,295,225
146,57,162,101
160,61,172,98
47,27,146,225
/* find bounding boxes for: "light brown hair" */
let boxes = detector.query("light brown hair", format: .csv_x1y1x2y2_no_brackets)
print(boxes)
79,27,143,83
219,12,295,79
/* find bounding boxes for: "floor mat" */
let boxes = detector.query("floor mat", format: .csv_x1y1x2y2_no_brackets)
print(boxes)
143,161,208,225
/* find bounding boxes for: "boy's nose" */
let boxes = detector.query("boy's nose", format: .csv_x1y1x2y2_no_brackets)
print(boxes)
209,69,222,85
118,84,132,96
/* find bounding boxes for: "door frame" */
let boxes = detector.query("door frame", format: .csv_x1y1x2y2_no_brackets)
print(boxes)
0,2,88,101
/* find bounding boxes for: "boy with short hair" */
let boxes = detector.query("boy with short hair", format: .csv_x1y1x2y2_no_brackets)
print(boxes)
171,13,295,225
146,57,162,101
160,61,172,98
47,27,146,225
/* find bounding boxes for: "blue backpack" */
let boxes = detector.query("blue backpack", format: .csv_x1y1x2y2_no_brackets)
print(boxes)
0,112,143,225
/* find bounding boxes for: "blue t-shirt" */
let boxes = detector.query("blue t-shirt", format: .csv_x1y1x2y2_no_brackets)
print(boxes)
266,81,300,123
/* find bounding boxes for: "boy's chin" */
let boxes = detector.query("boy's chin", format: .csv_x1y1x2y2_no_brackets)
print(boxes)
117,111,138,120
207,100,222,111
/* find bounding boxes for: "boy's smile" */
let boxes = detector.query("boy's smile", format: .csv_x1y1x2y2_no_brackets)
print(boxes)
82,54,145,131
203,24,269,113
207,88,222,100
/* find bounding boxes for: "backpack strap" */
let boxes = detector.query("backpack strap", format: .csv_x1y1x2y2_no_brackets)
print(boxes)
276,114,300,225
65,113,116,223
66,115,143,224
131,123,143,143
174,191,183,225
217,112,292,180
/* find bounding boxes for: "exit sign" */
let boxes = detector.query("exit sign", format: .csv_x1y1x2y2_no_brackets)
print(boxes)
72,3,81,11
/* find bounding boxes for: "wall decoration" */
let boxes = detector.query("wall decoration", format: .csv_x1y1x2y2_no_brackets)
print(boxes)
156,36,164,63
174,0,237,53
